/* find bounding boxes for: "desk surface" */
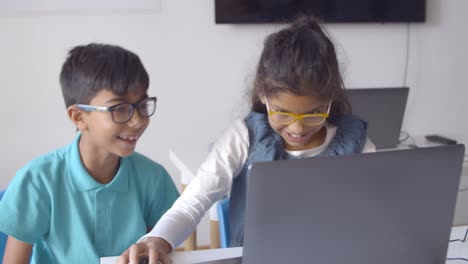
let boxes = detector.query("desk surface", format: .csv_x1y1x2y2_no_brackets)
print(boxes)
100,247,242,264
101,226,468,264
448,225,468,263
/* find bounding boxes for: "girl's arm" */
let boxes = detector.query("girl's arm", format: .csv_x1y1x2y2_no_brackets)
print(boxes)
363,137,377,152
120,119,250,264
144,119,249,248
3,236,32,264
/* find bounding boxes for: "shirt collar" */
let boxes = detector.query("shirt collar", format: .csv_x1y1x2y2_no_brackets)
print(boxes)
68,133,129,192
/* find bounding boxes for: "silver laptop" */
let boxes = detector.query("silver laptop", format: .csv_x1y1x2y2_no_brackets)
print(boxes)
347,87,409,149
242,145,465,264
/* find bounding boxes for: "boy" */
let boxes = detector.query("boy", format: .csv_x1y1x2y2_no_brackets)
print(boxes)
0,43,179,263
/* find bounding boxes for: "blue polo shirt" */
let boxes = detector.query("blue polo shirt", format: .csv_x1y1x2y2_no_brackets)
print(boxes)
0,134,179,263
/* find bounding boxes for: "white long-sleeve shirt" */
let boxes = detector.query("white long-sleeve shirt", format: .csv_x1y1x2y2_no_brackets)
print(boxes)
141,119,376,248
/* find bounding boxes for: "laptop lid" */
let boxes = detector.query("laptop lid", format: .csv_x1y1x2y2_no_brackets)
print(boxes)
193,257,242,264
346,87,409,149
243,145,465,264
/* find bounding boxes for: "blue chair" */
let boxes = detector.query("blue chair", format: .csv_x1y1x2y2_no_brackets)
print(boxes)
0,189,7,262
216,197,230,248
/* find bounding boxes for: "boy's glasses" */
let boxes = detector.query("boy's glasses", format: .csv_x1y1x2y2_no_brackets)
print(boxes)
265,97,331,126
76,97,157,124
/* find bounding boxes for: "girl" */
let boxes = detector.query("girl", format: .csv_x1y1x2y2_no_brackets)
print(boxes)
119,16,375,264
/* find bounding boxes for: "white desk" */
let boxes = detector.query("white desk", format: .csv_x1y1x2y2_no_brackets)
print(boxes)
100,226,468,264
100,247,242,264
448,225,468,263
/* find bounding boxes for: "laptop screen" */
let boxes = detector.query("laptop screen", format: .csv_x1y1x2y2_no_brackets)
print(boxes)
346,87,409,149
242,145,464,264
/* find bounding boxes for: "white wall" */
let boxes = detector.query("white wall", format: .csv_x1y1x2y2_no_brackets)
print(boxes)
0,0,467,246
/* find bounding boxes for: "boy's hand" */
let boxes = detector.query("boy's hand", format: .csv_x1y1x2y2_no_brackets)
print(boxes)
117,237,173,264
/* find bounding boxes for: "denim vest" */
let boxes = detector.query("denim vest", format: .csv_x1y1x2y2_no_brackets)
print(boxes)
228,112,368,247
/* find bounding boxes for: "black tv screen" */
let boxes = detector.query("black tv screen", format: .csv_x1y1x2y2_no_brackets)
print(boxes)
215,0,426,24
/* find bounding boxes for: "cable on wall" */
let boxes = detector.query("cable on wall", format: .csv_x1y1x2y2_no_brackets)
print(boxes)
402,23,411,87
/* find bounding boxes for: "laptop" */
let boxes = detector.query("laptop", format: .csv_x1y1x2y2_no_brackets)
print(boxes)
240,145,465,264
346,87,409,149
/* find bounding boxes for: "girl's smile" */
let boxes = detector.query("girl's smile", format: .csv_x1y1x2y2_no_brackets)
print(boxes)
265,92,330,151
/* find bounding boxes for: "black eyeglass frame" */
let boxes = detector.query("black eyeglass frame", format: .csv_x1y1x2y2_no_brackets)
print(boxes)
75,96,157,124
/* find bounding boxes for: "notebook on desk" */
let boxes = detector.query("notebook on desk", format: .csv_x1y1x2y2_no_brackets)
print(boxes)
240,145,465,264
346,87,409,149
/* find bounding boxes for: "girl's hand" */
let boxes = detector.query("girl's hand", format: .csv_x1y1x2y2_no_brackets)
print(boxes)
117,237,173,264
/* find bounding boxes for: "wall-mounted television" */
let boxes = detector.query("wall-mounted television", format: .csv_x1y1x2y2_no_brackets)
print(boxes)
215,0,426,24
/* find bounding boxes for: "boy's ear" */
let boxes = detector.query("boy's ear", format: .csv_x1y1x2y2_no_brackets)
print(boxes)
67,105,87,131
260,96,266,104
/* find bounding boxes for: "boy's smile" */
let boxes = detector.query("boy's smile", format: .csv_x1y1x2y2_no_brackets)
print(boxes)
117,134,140,145
74,88,151,183
88,89,150,156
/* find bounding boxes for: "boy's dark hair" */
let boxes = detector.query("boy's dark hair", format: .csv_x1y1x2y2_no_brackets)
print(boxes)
60,43,149,108
250,16,350,124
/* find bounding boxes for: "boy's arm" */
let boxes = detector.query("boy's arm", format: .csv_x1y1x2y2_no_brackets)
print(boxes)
3,236,32,264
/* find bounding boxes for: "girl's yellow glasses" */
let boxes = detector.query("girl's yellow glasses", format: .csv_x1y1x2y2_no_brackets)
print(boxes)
265,98,332,126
